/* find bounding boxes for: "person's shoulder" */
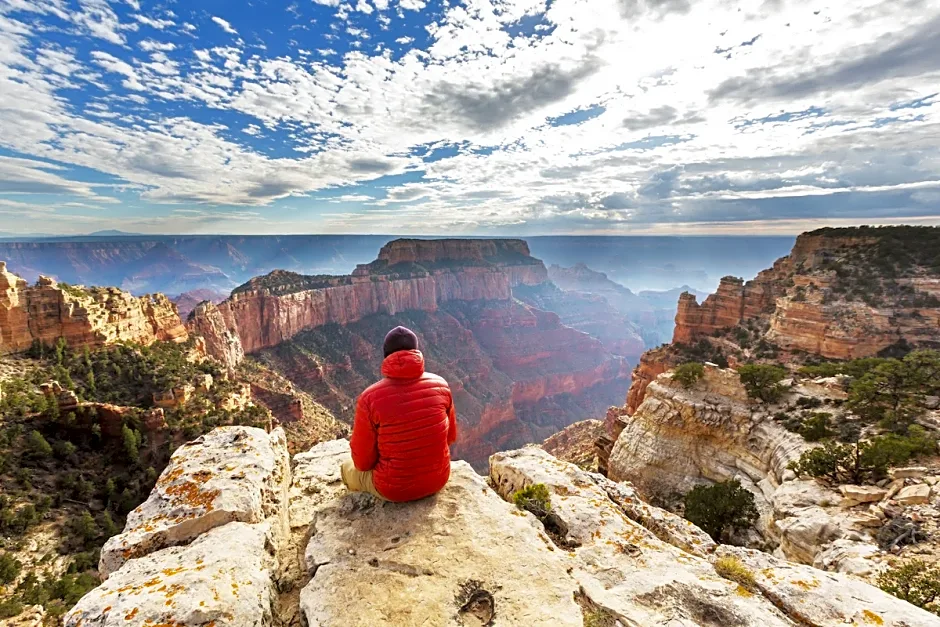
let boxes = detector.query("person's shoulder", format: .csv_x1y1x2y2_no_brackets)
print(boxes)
421,372,450,389
360,378,390,399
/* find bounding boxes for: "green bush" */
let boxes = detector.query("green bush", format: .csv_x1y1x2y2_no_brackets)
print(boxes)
683,480,758,543
673,362,705,388
877,560,940,615
738,364,787,402
800,413,834,442
787,426,936,484
513,483,552,517
25,430,52,459
0,552,22,585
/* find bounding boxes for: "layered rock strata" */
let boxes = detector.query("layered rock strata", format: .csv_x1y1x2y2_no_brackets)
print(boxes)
608,366,940,579
98,427,290,578
189,239,548,370
194,239,631,469
0,262,187,354
67,428,939,627
671,229,940,359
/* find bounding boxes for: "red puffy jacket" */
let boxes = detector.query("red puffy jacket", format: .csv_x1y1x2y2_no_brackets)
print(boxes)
350,349,457,502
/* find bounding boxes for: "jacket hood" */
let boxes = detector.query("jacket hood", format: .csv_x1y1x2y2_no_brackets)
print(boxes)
381,349,426,379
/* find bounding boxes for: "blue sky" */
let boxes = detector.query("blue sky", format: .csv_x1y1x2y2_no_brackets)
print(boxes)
0,0,938,235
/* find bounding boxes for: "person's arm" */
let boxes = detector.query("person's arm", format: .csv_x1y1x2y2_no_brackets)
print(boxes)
446,390,458,445
350,393,378,471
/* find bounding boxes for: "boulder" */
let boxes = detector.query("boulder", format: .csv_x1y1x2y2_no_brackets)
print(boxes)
490,448,791,626
895,484,931,505
65,522,276,627
838,485,887,505
716,545,940,626
99,427,289,577
300,455,583,626
890,467,928,479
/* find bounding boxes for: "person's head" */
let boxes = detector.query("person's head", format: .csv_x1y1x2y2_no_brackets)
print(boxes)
383,326,418,358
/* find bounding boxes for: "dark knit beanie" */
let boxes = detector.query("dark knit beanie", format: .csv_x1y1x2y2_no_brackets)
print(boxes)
383,326,418,357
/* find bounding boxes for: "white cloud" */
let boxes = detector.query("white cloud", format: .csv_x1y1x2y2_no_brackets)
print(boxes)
398,0,426,10
1,0,940,235
139,39,176,52
132,13,175,30
211,16,239,35
355,0,373,13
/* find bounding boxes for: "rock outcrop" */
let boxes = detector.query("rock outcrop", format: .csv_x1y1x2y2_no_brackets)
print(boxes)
67,428,939,627
0,262,187,354
190,239,548,370
98,427,289,578
671,227,940,359
608,364,940,581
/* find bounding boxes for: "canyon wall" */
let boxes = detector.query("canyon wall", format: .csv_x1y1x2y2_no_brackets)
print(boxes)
191,239,548,370
0,262,187,354
64,426,937,627
671,229,940,359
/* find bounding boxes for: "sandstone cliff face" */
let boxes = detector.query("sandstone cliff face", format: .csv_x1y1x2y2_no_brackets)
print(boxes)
188,240,629,468
624,346,675,414
0,262,187,354
65,428,939,627
608,366,940,579
671,228,940,359
190,239,548,369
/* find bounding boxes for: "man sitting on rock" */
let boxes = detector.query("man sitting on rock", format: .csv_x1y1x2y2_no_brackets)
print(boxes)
341,326,458,502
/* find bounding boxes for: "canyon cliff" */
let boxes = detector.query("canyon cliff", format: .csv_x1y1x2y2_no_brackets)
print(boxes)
64,425,938,627
672,227,940,360
0,262,187,354
603,226,940,588
190,239,631,469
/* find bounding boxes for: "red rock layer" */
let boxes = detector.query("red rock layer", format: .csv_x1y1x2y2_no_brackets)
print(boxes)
0,262,187,354
624,347,675,415
190,239,550,370
625,228,940,414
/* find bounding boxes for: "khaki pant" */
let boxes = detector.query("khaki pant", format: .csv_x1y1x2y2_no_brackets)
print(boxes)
340,458,387,500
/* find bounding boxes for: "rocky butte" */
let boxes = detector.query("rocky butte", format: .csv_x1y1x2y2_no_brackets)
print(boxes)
190,239,633,469
63,425,938,627
0,261,187,354
672,226,940,360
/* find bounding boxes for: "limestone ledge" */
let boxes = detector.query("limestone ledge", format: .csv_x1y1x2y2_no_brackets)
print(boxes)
66,427,939,627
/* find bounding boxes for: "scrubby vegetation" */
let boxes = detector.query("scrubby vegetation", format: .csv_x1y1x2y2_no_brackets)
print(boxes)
0,338,272,620
672,339,729,368
673,362,705,388
787,426,936,484
714,555,757,592
810,226,940,306
683,480,759,543
738,364,787,402
512,483,552,518
231,269,350,295
877,560,940,615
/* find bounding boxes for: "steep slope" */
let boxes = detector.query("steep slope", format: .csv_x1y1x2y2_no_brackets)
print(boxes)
171,288,228,319
514,282,645,359
190,239,631,469
0,262,187,354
